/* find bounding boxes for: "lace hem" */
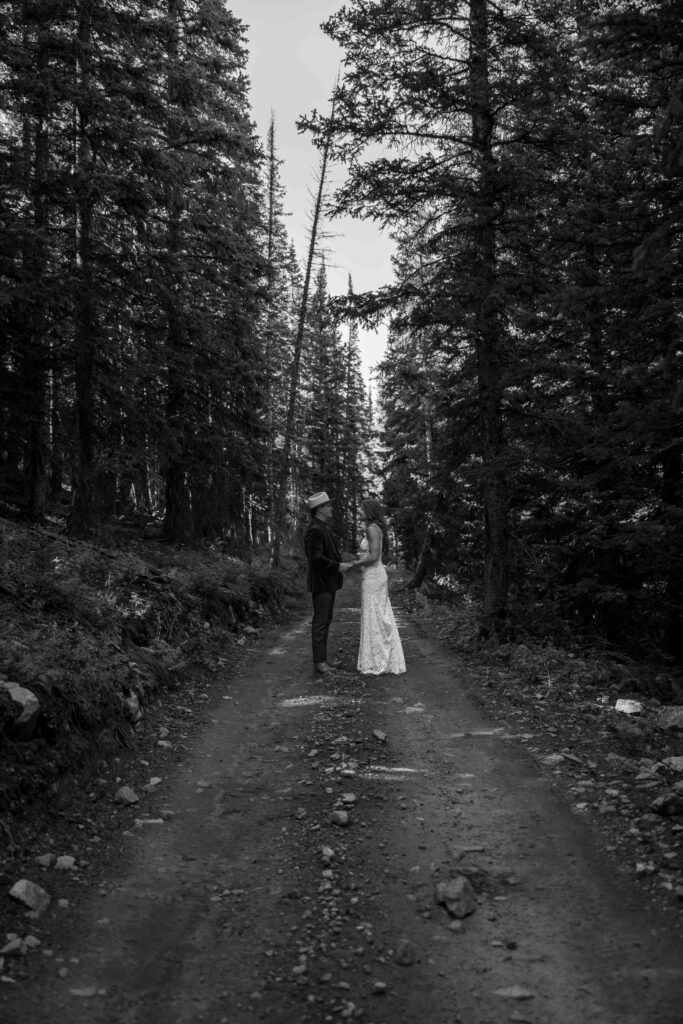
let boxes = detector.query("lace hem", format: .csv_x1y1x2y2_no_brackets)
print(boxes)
357,563,406,675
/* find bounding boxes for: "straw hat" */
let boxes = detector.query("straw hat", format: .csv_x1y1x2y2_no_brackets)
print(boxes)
307,491,331,511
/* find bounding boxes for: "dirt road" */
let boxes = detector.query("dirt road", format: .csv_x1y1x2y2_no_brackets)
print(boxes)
3,576,683,1024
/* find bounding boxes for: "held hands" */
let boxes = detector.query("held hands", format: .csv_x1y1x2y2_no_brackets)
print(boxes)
340,558,363,573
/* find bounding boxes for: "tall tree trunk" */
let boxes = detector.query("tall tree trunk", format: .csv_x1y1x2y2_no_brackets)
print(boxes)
469,0,509,635
163,296,192,541
264,116,278,544
419,331,434,479
271,102,335,566
68,0,97,537
22,20,49,521
162,0,192,542
662,442,683,662
339,323,354,550
660,275,683,662
47,332,64,500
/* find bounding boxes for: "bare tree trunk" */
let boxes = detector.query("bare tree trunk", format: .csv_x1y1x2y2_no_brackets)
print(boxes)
69,0,97,537
662,442,683,662
419,332,434,478
163,297,192,541
22,17,49,521
264,116,278,544
270,98,335,567
660,272,683,663
340,314,354,551
469,0,509,636
162,0,192,542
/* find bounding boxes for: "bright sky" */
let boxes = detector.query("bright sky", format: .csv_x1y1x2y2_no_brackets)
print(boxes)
229,0,395,379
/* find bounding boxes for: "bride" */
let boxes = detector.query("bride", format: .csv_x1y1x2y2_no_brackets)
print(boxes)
351,499,406,675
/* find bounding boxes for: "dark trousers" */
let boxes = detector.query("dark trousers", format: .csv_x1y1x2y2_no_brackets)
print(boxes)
311,590,336,664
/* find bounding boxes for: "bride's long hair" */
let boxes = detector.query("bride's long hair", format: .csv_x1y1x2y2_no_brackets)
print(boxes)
361,498,389,562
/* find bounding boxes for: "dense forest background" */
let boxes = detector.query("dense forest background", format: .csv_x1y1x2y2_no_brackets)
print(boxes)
1,0,682,664
0,0,371,554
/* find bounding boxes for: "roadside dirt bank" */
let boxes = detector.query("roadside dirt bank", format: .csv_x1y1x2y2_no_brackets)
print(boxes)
2,575,683,1024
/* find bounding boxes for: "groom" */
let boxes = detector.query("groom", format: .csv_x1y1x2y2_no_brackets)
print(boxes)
304,491,352,674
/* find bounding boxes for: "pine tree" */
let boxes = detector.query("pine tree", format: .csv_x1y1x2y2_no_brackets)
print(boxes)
149,0,263,542
301,0,569,634
0,0,265,544
355,0,683,656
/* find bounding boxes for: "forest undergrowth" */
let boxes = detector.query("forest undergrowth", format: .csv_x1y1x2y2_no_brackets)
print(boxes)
0,516,302,823
407,588,683,919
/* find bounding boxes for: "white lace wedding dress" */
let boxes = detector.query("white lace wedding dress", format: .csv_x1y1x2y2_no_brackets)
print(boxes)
357,535,406,675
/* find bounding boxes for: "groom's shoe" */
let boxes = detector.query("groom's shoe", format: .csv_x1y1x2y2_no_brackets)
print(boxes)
314,662,331,674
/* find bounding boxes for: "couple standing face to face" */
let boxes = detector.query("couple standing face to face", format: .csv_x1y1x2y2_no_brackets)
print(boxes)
303,492,400,676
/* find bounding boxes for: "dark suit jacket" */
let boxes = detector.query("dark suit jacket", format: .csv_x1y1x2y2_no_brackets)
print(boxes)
304,519,344,593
